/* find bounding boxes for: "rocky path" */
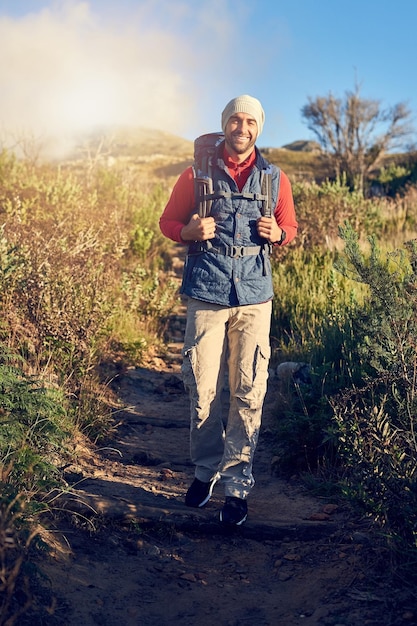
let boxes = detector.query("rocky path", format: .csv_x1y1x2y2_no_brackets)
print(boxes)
38,289,413,626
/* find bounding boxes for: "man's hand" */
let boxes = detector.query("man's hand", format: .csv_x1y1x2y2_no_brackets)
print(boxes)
256,216,282,243
181,214,216,242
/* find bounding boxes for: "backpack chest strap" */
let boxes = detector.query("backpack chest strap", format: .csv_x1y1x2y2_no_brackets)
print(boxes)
189,241,272,258
197,188,269,203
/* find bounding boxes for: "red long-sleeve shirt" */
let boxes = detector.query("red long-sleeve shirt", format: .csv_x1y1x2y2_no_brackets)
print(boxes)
160,146,298,245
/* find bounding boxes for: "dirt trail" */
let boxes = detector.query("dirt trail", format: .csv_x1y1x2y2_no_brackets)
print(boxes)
38,295,414,626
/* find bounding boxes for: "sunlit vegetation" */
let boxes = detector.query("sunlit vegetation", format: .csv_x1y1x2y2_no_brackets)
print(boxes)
269,170,417,582
0,145,179,622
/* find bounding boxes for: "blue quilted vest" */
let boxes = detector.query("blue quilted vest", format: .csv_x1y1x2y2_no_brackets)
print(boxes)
181,145,280,306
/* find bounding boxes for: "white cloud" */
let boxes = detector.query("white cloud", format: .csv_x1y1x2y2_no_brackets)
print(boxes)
0,1,195,155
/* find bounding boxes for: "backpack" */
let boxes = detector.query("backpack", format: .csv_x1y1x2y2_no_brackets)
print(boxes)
193,132,274,219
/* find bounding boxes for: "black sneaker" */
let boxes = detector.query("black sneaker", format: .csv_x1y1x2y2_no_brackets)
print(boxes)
185,477,217,508
219,496,248,525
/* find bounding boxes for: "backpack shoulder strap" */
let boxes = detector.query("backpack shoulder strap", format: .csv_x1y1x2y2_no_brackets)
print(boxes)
193,133,224,218
260,164,281,217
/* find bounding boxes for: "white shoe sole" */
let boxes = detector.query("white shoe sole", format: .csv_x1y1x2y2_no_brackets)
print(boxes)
219,510,247,525
198,475,218,507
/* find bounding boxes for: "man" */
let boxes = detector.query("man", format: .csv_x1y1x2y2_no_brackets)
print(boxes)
159,95,297,525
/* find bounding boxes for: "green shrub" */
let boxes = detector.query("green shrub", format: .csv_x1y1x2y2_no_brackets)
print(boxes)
328,224,417,554
270,220,417,540
270,224,417,569
291,177,383,247
0,346,70,494
271,245,366,365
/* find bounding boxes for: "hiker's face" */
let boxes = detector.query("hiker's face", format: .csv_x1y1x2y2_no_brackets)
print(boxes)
224,113,258,159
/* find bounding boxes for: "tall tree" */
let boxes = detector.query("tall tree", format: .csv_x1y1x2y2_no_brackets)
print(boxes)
301,84,413,192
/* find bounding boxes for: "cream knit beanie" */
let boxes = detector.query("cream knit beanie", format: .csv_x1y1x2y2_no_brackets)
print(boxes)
221,95,265,136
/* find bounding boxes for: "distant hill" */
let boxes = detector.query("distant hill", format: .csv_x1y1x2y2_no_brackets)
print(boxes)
280,139,322,153
67,126,328,182
70,126,192,161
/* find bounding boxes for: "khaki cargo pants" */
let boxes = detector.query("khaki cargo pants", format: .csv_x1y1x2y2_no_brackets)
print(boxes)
181,297,272,499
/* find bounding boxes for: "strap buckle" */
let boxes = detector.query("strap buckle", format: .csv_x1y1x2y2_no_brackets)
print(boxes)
229,245,245,258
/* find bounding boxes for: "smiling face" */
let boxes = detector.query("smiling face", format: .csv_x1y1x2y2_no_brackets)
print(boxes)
224,112,258,161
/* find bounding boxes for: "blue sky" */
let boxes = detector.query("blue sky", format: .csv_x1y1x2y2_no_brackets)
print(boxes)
1,0,416,154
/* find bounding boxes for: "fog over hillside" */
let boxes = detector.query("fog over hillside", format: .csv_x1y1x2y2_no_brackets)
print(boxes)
0,3,198,159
